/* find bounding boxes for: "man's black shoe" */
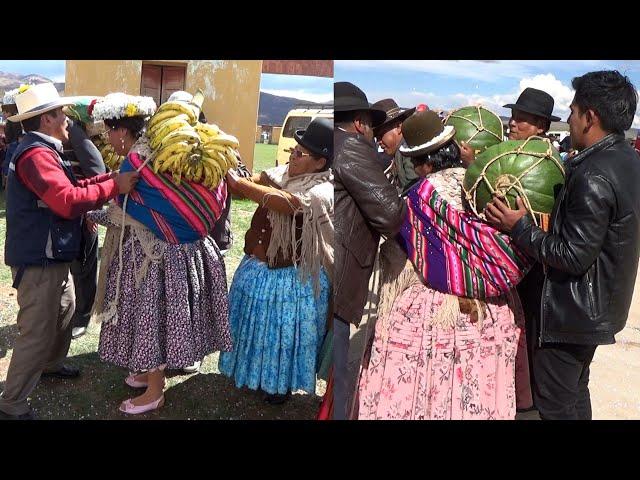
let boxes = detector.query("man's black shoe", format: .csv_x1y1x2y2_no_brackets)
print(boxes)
41,365,80,379
0,409,37,420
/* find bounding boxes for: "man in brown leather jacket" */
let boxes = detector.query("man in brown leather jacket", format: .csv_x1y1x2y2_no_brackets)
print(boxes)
333,82,407,419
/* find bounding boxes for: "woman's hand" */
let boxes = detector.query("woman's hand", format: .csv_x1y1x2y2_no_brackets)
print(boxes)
225,169,242,194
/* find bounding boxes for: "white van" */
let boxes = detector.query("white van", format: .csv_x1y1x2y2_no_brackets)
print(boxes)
276,105,333,166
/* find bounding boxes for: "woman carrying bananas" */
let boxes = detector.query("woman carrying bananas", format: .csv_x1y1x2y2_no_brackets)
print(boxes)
86,93,232,415
218,117,334,405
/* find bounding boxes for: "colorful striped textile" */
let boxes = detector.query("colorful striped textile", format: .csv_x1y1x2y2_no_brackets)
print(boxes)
398,178,531,300
117,153,227,244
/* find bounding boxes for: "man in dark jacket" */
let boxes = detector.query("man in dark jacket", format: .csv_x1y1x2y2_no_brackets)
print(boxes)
64,119,106,339
371,98,417,191
485,70,640,420
333,82,407,419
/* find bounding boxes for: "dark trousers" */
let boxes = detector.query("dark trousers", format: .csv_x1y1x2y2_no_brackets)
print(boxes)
332,316,350,420
516,263,544,399
70,227,99,329
533,343,597,420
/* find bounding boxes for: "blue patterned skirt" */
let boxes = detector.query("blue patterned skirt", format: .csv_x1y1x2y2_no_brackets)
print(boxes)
218,255,329,395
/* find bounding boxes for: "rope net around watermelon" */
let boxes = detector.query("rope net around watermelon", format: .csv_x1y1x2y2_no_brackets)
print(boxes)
445,105,504,154
462,136,565,229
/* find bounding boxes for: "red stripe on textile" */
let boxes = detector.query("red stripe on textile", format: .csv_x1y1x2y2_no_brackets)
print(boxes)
129,153,207,237
151,208,178,244
174,181,216,231
190,180,227,224
412,177,524,296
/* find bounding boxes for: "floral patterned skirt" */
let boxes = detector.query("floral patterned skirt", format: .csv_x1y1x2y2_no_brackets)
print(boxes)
92,209,232,372
218,255,329,395
357,284,532,420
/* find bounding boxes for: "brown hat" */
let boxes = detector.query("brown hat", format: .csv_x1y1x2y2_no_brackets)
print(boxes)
399,110,456,157
372,98,416,135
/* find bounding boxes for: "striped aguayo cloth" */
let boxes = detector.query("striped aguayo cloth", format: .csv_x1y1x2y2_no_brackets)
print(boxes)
398,178,531,300
117,153,227,244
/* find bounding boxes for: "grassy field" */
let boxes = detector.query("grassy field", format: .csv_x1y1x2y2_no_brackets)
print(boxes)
0,143,325,420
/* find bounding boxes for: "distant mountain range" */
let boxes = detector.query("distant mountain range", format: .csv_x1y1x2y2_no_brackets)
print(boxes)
0,72,64,98
258,91,330,126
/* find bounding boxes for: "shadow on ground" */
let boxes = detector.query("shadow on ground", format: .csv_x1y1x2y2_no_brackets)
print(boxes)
2,350,322,420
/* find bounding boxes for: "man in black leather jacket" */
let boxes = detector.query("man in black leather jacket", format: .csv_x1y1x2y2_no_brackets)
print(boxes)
486,70,640,419
333,82,406,419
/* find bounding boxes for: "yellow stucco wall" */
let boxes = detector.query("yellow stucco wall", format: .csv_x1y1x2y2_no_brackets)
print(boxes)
65,60,262,170
65,60,143,96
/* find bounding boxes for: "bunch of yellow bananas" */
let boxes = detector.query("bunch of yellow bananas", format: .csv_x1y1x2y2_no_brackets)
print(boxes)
93,135,125,171
145,96,240,189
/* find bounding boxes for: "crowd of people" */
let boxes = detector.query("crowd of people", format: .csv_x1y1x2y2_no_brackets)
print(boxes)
1,67,639,421
333,69,640,420
0,83,333,419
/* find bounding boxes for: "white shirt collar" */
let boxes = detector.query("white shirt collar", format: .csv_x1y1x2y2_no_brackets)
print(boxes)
32,131,64,153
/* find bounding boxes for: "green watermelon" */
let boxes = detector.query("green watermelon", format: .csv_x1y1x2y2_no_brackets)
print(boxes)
463,138,565,219
445,105,504,153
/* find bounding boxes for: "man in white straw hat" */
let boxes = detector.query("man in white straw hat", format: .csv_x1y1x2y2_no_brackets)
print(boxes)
0,83,139,420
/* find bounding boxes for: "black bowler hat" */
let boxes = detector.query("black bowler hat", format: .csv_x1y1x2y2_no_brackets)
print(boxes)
503,87,561,122
334,81,387,127
294,117,334,162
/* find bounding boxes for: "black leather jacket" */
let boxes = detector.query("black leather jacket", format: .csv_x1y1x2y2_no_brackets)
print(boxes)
334,128,406,325
511,134,640,345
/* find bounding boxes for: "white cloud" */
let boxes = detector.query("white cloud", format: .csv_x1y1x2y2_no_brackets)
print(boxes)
336,60,616,83
368,74,640,129
337,60,530,82
261,89,333,103
518,74,574,120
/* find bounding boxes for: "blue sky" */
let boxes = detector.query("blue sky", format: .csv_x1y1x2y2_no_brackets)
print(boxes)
259,73,332,103
0,60,333,103
6,60,639,126
335,60,640,128
0,60,66,81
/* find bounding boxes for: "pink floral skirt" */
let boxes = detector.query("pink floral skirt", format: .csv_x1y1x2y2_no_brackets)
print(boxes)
357,285,532,420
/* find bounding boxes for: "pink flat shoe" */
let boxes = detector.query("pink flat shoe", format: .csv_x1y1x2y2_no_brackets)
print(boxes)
125,374,148,388
119,395,165,415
